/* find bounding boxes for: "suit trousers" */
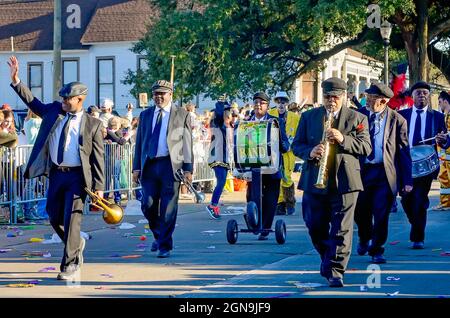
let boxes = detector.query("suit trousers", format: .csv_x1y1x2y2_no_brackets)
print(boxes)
302,191,358,279
140,156,180,252
246,175,281,232
354,164,394,256
401,175,433,243
46,166,86,271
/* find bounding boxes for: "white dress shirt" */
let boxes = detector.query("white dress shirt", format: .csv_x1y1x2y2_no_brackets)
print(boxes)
152,103,171,157
49,111,83,167
365,110,387,164
408,105,428,148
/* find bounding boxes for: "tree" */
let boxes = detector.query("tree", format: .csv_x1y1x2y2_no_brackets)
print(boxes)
124,0,450,102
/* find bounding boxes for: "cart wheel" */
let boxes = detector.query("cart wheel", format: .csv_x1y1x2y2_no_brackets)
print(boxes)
227,219,239,244
246,201,258,230
275,219,286,244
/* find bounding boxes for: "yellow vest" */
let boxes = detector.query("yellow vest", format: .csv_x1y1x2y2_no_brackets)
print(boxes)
438,113,450,160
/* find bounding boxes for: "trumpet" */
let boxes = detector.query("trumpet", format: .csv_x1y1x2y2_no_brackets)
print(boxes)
175,169,206,203
85,188,124,224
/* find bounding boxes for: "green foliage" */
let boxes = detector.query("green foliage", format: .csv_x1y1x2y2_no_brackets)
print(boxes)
123,0,450,101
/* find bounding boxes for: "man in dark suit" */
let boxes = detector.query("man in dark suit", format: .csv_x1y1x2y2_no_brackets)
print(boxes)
132,80,193,258
398,81,449,249
8,56,104,281
292,77,372,287
355,82,413,264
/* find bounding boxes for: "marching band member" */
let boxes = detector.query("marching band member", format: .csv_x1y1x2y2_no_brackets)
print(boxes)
245,92,289,240
269,91,300,216
354,82,412,264
432,91,450,211
292,77,371,287
399,82,450,249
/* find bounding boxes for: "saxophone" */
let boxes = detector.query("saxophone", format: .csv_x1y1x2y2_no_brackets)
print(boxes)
314,111,334,189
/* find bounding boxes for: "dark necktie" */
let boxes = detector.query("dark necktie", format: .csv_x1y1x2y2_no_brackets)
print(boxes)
149,109,163,159
57,113,76,165
367,113,377,161
412,109,424,146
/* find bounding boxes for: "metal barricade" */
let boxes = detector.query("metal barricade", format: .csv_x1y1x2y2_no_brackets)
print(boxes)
1,139,216,224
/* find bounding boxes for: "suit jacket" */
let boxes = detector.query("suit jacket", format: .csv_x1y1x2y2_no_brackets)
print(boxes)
399,106,449,179
132,105,194,178
10,82,105,191
292,105,372,194
359,107,412,195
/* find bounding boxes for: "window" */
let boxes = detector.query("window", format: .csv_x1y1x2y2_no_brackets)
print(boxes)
138,56,148,72
62,58,79,85
27,63,43,100
96,57,115,106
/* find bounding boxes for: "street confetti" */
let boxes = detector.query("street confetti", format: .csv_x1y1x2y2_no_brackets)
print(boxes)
6,284,35,288
432,248,443,252
360,285,368,292
207,246,216,249
389,241,401,245
386,276,401,281
121,254,142,259
29,238,45,243
27,280,41,285
201,230,221,235
139,235,147,241
144,224,149,229
386,291,400,297
0,249,12,253
38,267,56,272
43,252,52,258
6,233,16,238
138,219,147,224
440,251,450,256
136,243,148,248
100,274,114,278
110,254,120,258
118,223,136,230
291,282,326,289
95,286,107,290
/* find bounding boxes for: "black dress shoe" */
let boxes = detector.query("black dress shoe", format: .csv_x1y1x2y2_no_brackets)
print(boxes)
150,240,158,252
411,241,424,249
57,264,80,281
371,254,387,264
328,277,344,288
357,242,369,256
276,204,287,215
157,250,170,258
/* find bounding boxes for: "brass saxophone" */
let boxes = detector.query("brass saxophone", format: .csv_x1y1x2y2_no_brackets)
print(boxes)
314,111,334,189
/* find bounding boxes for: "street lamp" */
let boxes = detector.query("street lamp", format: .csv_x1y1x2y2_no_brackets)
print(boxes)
380,20,392,85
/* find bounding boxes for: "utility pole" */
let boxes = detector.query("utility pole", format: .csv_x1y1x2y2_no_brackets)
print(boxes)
53,0,62,100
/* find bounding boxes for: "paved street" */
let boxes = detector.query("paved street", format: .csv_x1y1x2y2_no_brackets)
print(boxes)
1,179,450,298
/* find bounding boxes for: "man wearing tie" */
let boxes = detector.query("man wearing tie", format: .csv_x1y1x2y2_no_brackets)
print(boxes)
8,56,104,281
398,81,449,249
355,82,413,264
133,80,193,258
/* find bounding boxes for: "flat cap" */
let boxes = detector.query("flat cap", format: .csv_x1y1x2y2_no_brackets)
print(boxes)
322,77,347,96
59,81,88,98
152,80,173,93
410,81,431,93
365,82,394,98
253,92,270,103
274,91,290,101
87,105,100,113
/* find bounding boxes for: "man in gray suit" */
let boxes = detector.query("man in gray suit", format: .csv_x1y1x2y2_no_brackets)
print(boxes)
292,77,371,287
8,56,104,281
133,80,193,258
355,82,413,264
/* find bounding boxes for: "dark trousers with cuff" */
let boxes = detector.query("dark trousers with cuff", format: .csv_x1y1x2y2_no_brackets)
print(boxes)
302,191,358,280
46,166,86,272
355,164,394,256
140,156,180,252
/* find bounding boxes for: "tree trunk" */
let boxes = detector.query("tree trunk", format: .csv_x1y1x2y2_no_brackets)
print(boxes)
416,0,429,82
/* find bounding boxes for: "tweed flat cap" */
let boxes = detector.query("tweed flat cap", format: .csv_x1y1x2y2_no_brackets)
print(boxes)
322,77,347,96
59,82,88,98
152,80,173,93
253,92,270,103
410,81,431,93
365,82,394,98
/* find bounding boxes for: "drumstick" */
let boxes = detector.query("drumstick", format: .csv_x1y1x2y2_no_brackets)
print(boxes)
419,131,450,144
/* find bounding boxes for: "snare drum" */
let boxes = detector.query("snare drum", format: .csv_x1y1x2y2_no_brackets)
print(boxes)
234,119,280,174
410,145,440,178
